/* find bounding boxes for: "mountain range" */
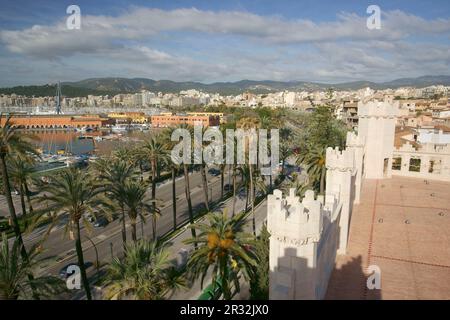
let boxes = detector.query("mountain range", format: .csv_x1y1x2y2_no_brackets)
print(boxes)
1,75,449,97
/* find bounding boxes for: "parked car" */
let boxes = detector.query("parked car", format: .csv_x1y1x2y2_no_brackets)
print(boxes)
59,262,93,279
208,168,220,176
94,217,109,228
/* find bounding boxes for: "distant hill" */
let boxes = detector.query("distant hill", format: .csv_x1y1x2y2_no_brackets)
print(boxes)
0,84,117,98
1,75,450,97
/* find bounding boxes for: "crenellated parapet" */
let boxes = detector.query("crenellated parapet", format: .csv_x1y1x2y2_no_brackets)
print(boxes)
267,189,323,245
358,99,399,119
346,131,365,148
325,147,355,173
395,141,450,155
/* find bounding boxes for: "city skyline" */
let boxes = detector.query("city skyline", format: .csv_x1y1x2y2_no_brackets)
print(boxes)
0,0,449,86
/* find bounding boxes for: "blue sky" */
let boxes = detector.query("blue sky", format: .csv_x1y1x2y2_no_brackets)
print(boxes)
0,0,449,86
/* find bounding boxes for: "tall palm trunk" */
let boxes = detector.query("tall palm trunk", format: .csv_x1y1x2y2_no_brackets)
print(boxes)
200,164,210,211
24,182,33,214
220,166,224,199
120,204,127,252
0,155,39,299
220,267,232,300
249,164,256,236
19,183,27,219
183,164,197,248
151,215,157,241
150,159,157,236
139,162,144,182
156,161,161,180
319,167,326,195
232,164,237,216
228,164,231,187
172,167,177,231
151,160,157,201
75,220,92,300
130,216,137,243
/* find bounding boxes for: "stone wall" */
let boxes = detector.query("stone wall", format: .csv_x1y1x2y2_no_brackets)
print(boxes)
268,131,364,299
392,142,450,181
357,96,399,179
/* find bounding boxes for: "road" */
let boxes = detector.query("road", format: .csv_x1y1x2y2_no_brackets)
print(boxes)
1,163,278,300
15,168,237,280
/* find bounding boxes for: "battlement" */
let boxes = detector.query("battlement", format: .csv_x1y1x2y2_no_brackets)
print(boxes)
346,131,365,148
326,147,355,172
267,189,323,244
395,141,450,155
358,99,399,119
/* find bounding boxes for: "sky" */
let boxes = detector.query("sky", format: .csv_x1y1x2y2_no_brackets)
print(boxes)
0,0,449,86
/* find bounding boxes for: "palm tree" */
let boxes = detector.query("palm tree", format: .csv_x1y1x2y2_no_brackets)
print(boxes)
238,165,266,211
8,155,36,220
190,126,211,212
0,115,39,298
0,233,66,300
237,117,260,236
38,168,109,300
140,135,170,230
170,163,179,231
160,127,183,232
297,146,327,194
168,124,197,246
279,143,292,176
185,211,257,300
282,175,311,198
183,162,197,248
104,240,185,300
112,147,135,165
120,180,153,242
92,157,135,251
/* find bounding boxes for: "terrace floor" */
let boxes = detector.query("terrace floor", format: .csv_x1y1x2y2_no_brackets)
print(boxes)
325,176,450,300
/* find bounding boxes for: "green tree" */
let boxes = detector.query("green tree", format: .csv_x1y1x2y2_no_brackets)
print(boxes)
0,233,66,300
38,168,109,300
297,146,327,194
93,157,135,251
0,115,39,299
8,155,36,221
237,117,261,236
104,240,185,300
249,224,270,300
139,135,170,230
185,211,257,300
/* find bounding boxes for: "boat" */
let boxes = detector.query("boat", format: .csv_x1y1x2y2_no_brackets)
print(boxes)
75,126,94,133
111,124,130,132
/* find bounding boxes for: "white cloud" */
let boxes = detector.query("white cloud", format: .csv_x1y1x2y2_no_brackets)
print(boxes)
0,7,449,84
2,7,450,59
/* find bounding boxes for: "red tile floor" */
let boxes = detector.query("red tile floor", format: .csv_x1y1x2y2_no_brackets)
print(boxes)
325,176,450,299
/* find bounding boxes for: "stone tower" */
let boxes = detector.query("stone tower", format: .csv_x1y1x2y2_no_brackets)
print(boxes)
357,95,399,179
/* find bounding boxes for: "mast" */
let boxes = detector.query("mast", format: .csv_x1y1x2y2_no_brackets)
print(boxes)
55,81,62,115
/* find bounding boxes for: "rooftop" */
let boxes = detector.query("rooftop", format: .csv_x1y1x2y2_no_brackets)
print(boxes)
326,176,450,299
